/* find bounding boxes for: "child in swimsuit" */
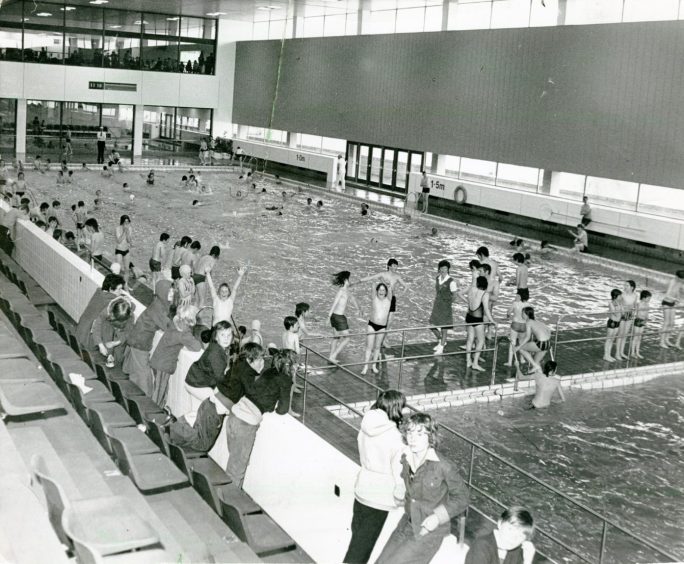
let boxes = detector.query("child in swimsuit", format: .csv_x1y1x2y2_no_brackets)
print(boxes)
361,283,391,375
512,253,529,301
616,280,637,360
480,263,499,340
660,270,684,348
630,290,652,359
603,288,623,362
328,271,359,363
505,294,529,366
464,275,493,372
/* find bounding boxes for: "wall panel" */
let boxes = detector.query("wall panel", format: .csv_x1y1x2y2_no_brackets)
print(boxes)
233,21,684,188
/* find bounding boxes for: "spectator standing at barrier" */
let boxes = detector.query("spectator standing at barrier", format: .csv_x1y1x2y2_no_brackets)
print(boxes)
344,390,407,564
579,196,592,227
226,348,293,487
96,127,107,164
375,413,469,564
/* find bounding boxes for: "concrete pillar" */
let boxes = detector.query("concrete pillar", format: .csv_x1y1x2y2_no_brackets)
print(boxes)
441,0,449,31
539,169,552,194
132,104,143,164
557,0,567,25
287,132,298,149
15,99,27,163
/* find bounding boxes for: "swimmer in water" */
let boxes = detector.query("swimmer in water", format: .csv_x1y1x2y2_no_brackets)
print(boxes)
361,283,391,375
316,200,324,211
603,288,623,362
360,203,370,216
525,360,564,409
630,289,652,359
328,271,360,364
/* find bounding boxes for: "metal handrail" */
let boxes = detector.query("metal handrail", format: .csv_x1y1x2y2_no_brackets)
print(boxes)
300,341,681,562
302,321,488,343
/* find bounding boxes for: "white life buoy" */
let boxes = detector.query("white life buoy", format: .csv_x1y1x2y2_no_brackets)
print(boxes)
454,186,467,204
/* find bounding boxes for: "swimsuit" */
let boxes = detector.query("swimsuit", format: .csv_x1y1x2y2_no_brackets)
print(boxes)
511,321,527,333
115,248,129,256
171,266,181,280
368,320,386,332
621,311,634,322
517,288,530,302
634,318,647,328
534,338,550,351
607,318,620,329
389,295,397,313
465,290,485,325
330,313,349,331
662,299,676,307
149,258,161,272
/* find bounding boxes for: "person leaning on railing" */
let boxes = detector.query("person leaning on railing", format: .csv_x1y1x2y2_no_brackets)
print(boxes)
375,413,469,564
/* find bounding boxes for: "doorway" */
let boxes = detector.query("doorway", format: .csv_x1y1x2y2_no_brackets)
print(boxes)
346,142,424,193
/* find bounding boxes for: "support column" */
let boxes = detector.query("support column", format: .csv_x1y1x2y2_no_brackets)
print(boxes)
539,169,552,194
287,132,297,149
441,0,449,31
557,0,567,25
132,104,143,164
15,99,27,163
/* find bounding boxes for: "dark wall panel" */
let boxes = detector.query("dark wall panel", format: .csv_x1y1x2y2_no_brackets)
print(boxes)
233,22,684,188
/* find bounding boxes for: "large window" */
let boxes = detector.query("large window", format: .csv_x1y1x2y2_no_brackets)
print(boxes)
142,106,213,159
0,1,216,74
26,100,134,163
0,99,17,158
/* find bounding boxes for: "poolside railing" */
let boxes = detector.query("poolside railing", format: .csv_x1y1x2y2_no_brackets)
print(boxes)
298,342,681,563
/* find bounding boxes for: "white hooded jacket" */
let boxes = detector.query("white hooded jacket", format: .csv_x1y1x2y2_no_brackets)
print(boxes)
354,408,406,511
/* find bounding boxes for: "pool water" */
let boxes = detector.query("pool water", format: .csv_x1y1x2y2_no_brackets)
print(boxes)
434,374,684,561
21,168,671,351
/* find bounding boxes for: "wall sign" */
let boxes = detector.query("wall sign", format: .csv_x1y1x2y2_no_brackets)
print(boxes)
89,81,137,92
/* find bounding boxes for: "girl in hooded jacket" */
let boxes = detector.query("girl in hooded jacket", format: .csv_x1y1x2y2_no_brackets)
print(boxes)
343,390,407,563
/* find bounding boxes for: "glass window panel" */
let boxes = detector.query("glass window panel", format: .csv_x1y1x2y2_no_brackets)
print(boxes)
304,4,326,17
346,12,359,35
302,16,324,37
585,176,639,211
265,128,288,144
101,104,133,162
496,162,540,191
364,9,396,34
459,157,496,183
396,151,409,188
26,100,62,161
370,147,382,183
104,11,141,69
529,0,559,26
424,5,443,31
179,41,214,74
447,0,492,30
0,99,17,158
491,0,531,28
382,148,395,185
0,1,24,61
268,19,294,39
23,3,64,63
321,136,346,156
565,0,623,24
396,7,426,32
623,0,678,21
64,6,103,67
409,152,424,173
299,134,322,152
324,14,347,36
548,171,585,200
358,145,369,181
370,0,398,10
637,184,684,220
247,126,265,141
142,13,179,72
443,155,461,177
180,17,215,40
253,21,269,39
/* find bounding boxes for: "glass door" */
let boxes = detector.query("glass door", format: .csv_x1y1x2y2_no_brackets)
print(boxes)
381,148,395,189
346,143,358,182
357,145,369,182
396,150,409,190
369,146,382,185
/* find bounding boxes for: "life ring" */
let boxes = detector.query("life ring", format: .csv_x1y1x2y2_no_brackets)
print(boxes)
454,186,467,204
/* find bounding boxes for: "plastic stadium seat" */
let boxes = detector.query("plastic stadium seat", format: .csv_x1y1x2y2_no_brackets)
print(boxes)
126,395,164,425
108,433,189,495
0,381,66,420
65,380,116,421
85,403,137,453
106,426,162,457
31,454,161,556
109,379,145,407
142,413,173,456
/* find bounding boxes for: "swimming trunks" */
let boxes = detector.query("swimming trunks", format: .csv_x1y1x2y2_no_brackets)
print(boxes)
534,339,550,351
330,313,349,331
634,318,646,328
192,274,206,285
368,320,386,332
465,312,483,325
149,258,161,272
662,299,676,307
606,318,620,329
389,295,397,313
517,288,530,302
621,311,634,322
115,248,129,257
76,222,84,230
511,321,527,333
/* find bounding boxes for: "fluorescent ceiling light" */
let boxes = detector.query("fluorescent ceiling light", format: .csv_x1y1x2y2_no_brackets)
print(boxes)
257,5,280,10
36,12,52,16
206,11,226,16
108,24,122,28
134,20,149,25
60,6,76,10
166,17,180,21
89,0,109,4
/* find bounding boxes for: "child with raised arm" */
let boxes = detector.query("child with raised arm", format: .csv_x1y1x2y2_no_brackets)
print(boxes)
603,288,622,362
356,258,408,331
329,271,360,363
115,214,133,274
630,290,652,359
361,282,391,375
568,224,589,253
206,265,246,325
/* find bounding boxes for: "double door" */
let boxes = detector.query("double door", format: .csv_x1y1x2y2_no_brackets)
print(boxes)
346,142,424,193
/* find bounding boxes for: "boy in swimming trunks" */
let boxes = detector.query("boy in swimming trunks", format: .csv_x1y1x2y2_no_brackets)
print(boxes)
568,224,588,253
295,302,321,339
660,270,684,348
603,288,623,362
616,280,637,360
328,271,359,364
511,253,529,302
282,316,301,354
476,246,502,285
361,282,391,375
630,290,652,359
515,307,552,372
101,165,112,178
150,232,169,288
527,360,564,409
